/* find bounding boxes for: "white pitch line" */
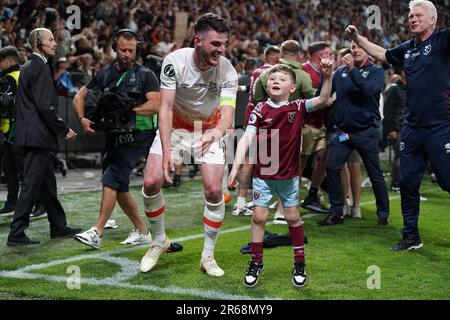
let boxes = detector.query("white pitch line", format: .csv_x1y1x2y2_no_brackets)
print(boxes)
0,224,281,300
0,270,279,300
358,187,441,206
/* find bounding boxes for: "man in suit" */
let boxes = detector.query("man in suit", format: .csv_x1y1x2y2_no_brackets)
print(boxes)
7,28,80,246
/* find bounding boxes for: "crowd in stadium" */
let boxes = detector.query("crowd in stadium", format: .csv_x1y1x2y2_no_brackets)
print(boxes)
0,0,448,292
0,0,449,89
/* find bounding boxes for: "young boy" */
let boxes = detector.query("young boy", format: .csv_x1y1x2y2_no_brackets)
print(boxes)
228,61,333,287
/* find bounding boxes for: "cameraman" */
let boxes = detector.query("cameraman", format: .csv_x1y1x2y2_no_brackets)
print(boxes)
72,30,160,249
0,46,20,216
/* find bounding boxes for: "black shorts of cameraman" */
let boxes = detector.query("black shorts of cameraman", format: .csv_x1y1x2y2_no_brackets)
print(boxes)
102,130,155,192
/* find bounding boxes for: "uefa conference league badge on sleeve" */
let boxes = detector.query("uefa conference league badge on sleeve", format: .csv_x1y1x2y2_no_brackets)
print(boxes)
163,64,175,78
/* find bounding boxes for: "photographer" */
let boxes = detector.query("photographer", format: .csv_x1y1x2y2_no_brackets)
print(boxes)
0,46,20,216
72,29,160,249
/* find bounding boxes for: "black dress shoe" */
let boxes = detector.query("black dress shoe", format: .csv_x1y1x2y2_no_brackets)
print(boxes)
30,206,47,220
377,218,388,226
51,226,82,239
7,236,40,246
167,242,183,253
317,214,344,226
0,205,15,217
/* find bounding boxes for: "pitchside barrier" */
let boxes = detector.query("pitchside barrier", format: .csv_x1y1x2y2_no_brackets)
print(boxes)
57,94,106,153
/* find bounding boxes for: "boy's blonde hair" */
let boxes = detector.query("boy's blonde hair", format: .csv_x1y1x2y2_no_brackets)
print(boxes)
269,64,296,84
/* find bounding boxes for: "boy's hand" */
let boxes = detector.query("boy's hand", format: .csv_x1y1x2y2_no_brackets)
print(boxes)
320,59,333,77
228,168,239,189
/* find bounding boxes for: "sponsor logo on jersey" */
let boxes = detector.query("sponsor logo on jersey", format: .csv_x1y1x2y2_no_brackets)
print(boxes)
400,141,405,151
208,82,219,93
222,80,238,89
423,45,431,56
163,64,175,77
362,71,369,78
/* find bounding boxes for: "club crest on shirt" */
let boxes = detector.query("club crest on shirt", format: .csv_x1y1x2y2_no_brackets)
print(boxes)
248,113,257,125
404,50,411,59
400,141,405,152
423,45,431,56
445,143,450,154
288,111,296,123
362,71,369,78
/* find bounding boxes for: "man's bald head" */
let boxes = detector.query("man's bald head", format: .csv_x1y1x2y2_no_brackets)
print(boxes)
28,28,57,58
29,28,53,50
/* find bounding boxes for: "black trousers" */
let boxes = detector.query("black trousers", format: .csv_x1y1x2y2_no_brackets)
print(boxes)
326,127,389,219
9,147,67,239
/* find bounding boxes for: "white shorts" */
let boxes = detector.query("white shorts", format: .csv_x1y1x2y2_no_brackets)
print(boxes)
149,129,225,165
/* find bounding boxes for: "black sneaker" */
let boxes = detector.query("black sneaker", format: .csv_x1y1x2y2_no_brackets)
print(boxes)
301,196,329,213
292,262,307,287
173,175,181,187
244,261,264,287
389,185,400,192
390,238,423,251
317,214,344,226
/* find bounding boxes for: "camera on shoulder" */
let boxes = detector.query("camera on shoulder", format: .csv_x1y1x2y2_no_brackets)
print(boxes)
85,88,137,132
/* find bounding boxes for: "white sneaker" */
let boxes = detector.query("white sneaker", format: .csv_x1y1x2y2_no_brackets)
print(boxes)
200,255,224,277
272,210,287,225
104,219,118,229
120,229,152,245
140,237,171,272
343,202,351,217
351,206,362,219
232,206,253,216
74,227,102,249
273,217,288,225
268,201,278,210
361,177,372,187
346,196,354,207
246,201,254,210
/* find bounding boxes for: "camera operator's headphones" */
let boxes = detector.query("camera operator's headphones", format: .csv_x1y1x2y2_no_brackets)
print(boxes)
112,29,142,57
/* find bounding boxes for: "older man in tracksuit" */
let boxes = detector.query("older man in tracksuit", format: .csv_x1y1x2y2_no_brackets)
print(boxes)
318,42,389,226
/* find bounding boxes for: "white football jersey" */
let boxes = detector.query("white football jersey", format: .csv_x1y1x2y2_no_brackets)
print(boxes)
160,47,237,131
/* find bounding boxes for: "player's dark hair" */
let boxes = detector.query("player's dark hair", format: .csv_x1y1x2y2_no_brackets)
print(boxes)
308,41,330,56
194,13,231,34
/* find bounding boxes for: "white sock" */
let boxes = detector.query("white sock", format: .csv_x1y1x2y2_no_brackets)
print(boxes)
202,199,225,259
236,196,246,208
142,188,166,243
222,165,229,195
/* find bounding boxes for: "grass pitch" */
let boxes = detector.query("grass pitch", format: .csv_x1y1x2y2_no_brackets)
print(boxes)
0,166,449,300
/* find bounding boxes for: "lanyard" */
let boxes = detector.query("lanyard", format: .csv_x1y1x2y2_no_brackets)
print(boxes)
116,71,128,87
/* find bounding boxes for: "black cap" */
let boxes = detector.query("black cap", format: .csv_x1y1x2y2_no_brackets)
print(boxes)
0,45,20,60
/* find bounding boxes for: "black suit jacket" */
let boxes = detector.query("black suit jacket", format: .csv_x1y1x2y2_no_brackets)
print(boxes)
15,54,69,150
